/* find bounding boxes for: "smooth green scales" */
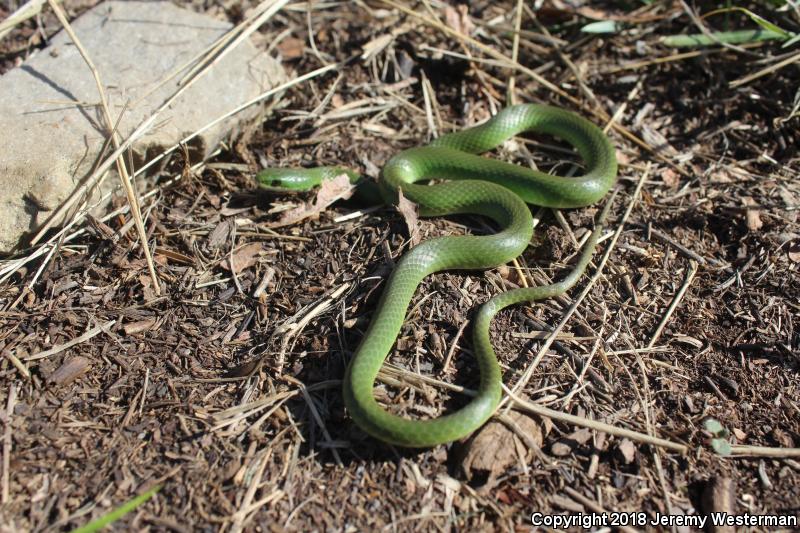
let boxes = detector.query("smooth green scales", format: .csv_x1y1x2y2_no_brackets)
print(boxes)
258,104,617,447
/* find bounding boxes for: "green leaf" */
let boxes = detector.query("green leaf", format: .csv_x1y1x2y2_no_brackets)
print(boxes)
703,7,791,38
704,418,725,436
70,485,161,533
784,33,800,48
711,438,732,456
662,28,789,48
581,21,620,34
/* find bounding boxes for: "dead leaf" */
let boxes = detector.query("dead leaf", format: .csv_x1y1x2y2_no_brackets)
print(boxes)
50,356,91,385
86,214,115,239
224,358,261,379
444,4,475,36
778,186,798,207
673,334,703,348
771,427,795,448
269,174,354,228
742,196,763,231
219,205,252,217
221,242,265,272
788,241,800,263
277,37,304,59
138,274,158,301
361,34,393,61
661,168,680,189
396,189,420,246
617,438,636,463
459,412,543,489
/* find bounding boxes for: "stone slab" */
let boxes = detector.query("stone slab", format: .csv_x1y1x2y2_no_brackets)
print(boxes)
0,0,286,252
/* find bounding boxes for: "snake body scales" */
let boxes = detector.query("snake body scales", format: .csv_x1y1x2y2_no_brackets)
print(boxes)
257,104,617,447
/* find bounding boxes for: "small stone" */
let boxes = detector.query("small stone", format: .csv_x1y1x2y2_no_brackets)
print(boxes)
617,438,636,463
0,1,286,252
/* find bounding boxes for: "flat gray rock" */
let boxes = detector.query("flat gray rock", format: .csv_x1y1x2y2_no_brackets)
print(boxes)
0,0,286,252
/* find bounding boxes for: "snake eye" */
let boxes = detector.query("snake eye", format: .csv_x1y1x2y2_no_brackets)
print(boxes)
271,179,282,186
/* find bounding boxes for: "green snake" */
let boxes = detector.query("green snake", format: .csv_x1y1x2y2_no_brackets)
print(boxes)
257,104,617,447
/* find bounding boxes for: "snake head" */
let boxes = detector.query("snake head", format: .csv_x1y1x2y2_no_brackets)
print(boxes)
256,167,361,191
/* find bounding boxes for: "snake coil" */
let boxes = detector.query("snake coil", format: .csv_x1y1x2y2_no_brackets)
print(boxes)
258,104,617,447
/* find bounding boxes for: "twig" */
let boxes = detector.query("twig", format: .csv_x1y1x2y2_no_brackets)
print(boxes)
503,385,687,454
646,260,698,348
3,351,30,379
230,450,271,533
506,0,524,105
730,51,800,88
381,361,687,454
23,319,116,361
379,0,688,176
252,267,276,299
117,62,340,189
441,319,469,374
179,0,290,85
0,162,202,285
678,0,751,56
0,0,46,41
503,165,649,403
297,383,343,466
3,61,332,283
47,0,161,295
729,445,800,458
632,223,730,270
30,0,295,248
562,487,641,533
524,6,600,107
273,283,351,373
2,384,16,504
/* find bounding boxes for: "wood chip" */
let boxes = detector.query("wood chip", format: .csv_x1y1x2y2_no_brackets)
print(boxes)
49,356,91,385
702,477,736,533
443,4,474,36
396,189,420,246
123,319,157,335
207,219,234,250
742,196,763,231
551,428,592,456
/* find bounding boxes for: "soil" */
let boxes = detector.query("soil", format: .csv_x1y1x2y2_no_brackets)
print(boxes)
1,1,798,531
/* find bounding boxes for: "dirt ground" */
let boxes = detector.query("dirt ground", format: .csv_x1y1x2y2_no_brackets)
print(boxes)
1,0,799,531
